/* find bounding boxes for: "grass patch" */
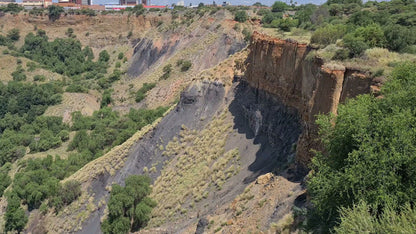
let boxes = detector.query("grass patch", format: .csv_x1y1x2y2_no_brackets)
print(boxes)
149,111,240,226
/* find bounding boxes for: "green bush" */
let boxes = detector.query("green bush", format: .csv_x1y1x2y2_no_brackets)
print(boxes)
7,28,20,41
59,180,81,206
272,1,288,12
47,5,64,21
101,89,113,108
99,50,110,63
180,60,192,72
66,84,89,93
332,48,349,60
5,192,27,233
57,130,69,142
342,34,369,57
135,83,156,103
353,24,386,48
101,175,156,234
234,10,248,22
33,75,46,82
21,32,108,77
0,163,11,197
11,65,26,81
308,63,416,231
310,24,347,46
336,202,416,234
242,27,252,42
160,64,172,80
117,52,124,60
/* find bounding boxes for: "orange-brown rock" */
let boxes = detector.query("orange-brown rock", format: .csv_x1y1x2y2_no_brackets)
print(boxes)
245,32,373,168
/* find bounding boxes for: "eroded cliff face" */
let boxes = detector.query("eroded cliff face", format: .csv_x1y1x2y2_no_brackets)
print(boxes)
245,32,374,169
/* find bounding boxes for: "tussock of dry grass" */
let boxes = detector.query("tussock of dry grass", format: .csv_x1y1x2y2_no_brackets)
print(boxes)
149,111,240,227
339,47,416,76
44,92,100,123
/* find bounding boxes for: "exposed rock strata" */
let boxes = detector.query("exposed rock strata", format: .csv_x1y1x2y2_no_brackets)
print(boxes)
245,32,374,168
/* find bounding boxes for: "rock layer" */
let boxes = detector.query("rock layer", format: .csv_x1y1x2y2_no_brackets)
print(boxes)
245,32,374,168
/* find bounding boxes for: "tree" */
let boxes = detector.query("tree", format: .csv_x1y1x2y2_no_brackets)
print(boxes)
5,192,28,233
384,24,416,52
342,33,368,57
99,50,110,63
310,24,347,46
234,10,248,22
272,1,288,12
7,28,20,41
47,5,64,22
180,60,192,72
308,63,416,232
102,175,156,234
132,4,145,16
354,24,386,48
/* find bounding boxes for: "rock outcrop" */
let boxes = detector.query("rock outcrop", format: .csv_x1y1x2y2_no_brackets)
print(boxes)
244,32,374,169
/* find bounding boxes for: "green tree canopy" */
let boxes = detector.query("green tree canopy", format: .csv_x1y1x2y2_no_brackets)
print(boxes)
308,63,416,231
102,175,156,234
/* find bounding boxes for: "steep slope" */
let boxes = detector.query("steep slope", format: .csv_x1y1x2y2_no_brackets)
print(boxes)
245,32,376,169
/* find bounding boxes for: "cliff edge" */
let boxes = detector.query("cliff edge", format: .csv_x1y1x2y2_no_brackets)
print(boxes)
245,32,377,169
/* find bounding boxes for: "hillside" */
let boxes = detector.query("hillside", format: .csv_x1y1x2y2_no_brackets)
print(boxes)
0,1,416,233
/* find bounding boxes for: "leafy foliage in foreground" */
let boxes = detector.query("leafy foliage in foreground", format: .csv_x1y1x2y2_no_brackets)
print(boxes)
308,63,416,231
102,175,156,234
335,202,416,233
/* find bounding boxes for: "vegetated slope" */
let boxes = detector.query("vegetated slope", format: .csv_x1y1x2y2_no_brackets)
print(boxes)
0,9,249,233
70,52,304,233
112,9,248,110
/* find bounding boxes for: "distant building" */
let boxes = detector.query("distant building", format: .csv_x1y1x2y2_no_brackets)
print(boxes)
119,0,147,6
58,0,92,5
176,0,184,6
22,0,52,8
222,1,230,6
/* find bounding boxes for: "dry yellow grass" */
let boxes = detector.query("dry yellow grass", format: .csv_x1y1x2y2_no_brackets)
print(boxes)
203,173,303,233
44,92,100,123
149,111,240,227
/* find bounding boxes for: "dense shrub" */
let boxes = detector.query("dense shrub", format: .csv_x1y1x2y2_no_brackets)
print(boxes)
66,84,89,93
47,5,63,21
101,175,156,234
160,64,172,80
7,28,20,41
234,10,248,22
335,202,416,233
272,1,288,12
33,75,46,82
4,192,27,233
21,32,108,77
0,81,63,165
99,50,110,63
342,33,369,57
308,63,416,231
135,83,156,103
310,24,347,46
180,60,192,72
11,65,26,81
0,163,11,197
